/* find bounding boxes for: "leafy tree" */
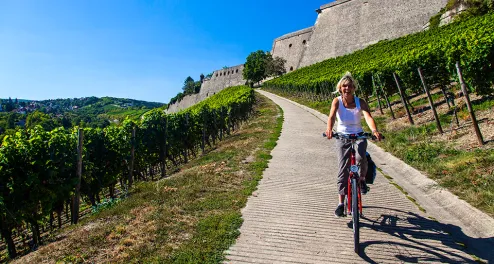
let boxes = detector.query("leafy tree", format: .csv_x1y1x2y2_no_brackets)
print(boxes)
26,111,59,130
265,53,287,77
6,114,15,129
60,115,72,128
243,50,269,84
0,120,5,133
183,76,195,95
5,98,14,112
194,81,201,93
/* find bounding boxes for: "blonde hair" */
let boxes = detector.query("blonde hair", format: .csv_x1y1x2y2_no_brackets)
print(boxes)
336,72,358,94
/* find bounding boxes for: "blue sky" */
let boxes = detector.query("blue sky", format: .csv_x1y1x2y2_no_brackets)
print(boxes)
0,0,331,103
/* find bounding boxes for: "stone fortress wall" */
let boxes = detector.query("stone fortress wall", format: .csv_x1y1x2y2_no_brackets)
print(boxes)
201,64,245,95
168,0,449,112
271,27,313,73
297,0,448,68
166,64,245,113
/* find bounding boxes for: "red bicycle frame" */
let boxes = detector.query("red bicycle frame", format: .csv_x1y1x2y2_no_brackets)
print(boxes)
347,142,363,215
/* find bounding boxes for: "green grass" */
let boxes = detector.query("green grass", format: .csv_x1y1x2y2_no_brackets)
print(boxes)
409,93,443,109
368,93,400,109
16,93,283,263
373,114,494,216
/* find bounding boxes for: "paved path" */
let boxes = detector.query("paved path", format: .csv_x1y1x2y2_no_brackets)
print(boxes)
225,90,484,263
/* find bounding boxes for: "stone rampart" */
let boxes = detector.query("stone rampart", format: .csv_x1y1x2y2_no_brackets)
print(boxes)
270,0,448,69
200,64,245,96
271,27,313,72
166,64,245,113
298,0,448,67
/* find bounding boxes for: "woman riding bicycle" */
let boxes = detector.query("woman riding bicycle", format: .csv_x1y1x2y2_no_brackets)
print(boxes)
325,72,383,217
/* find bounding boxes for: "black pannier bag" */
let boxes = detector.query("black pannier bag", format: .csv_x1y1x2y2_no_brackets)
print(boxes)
365,152,376,184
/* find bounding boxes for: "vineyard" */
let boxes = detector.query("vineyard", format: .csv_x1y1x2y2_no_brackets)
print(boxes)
0,85,254,260
264,12,494,98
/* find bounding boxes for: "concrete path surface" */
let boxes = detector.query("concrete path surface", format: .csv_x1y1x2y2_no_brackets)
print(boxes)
224,90,494,263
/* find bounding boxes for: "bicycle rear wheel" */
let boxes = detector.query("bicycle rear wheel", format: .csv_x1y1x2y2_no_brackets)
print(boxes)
351,178,360,254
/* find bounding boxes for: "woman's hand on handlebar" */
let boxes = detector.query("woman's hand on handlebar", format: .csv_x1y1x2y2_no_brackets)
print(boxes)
325,129,332,139
373,131,383,141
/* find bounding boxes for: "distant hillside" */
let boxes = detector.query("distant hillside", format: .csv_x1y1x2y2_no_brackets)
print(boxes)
37,96,163,110
0,97,165,137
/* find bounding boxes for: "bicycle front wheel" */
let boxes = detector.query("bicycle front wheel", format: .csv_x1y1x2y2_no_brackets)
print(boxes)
351,178,360,254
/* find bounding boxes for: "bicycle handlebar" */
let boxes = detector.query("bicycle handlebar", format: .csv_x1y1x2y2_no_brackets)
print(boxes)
322,132,384,140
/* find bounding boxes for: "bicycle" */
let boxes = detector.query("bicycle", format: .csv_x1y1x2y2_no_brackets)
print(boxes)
323,132,380,254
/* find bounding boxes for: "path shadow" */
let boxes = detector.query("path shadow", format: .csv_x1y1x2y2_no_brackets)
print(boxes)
355,206,494,263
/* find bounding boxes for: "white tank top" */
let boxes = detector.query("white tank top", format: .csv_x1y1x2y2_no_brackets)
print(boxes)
336,96,363,134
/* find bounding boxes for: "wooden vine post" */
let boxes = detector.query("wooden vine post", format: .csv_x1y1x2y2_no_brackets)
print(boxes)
371,75,384,114
376,74,395,119
418,67,443,134
393,72,414,125
184,113,189,163
219,107,224,141
212,109,217,144
163,118,168,177
202,112,206,154
441,86,451,108
455,62,484,146
226,108,231,135
128,128,136,188
72,128,83,224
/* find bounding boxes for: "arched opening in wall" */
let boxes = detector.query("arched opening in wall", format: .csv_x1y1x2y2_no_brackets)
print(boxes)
289,43,292,48
302,40,307,45
220,73,222,76
236,69,238,73
216,73,218,77
290,66,294,71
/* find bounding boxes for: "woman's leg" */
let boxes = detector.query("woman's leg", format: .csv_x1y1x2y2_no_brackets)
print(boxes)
336,139,352,198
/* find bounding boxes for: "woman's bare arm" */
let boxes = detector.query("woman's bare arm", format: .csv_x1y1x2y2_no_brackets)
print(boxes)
360,99,383,140
326,98,339,139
